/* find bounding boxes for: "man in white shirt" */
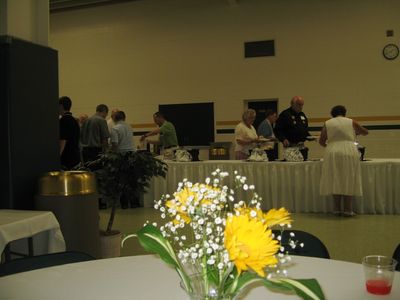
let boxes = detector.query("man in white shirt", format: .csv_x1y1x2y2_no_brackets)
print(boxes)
110,111,138,208
110,111,134,153
107,108,119,133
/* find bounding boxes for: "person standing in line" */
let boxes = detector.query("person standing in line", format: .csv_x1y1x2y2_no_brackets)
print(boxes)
110,111,134,153
140,112,178,152
234,109,259,160
80,104,109,163
274,96,311,160
59,96,80,169
78,114,89,127
257,109,278,161
110,111,139,208
319,105,368,217
107,108,119,133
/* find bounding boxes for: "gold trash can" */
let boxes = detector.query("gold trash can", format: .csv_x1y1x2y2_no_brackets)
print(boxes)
35,171,100,258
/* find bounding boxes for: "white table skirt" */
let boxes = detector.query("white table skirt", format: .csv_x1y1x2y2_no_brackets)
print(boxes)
0,210,66,256
144,159,400,214
0,255,398,299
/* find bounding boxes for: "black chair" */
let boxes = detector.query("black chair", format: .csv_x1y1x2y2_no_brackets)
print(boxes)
272,230,330,259
393,244,400,271
0,251,95,277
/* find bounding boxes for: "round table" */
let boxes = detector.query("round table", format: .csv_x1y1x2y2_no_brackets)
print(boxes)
0,255,398,299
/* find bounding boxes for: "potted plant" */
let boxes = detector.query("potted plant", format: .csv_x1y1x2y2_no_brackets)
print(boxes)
82,150,167,258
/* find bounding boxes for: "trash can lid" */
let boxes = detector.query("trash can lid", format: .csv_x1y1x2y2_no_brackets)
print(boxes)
37,171,97,196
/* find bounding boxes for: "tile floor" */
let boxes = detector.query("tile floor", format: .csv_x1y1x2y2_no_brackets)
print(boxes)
99,208,400,264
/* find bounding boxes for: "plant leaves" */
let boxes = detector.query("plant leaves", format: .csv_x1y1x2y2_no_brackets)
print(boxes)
224,271,324,300
269,277,325,300
133,224,191,292
135,225,179,268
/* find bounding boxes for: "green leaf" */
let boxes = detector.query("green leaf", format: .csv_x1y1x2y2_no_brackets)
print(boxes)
135,225,179,268
133,224,191,292
226,272,291,296
224,271,324,300
269,278,325,300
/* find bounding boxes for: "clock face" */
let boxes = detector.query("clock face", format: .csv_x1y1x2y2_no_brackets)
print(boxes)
383,43,399,60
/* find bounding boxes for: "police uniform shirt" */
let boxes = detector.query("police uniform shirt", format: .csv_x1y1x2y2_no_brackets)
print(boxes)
274,107,310,144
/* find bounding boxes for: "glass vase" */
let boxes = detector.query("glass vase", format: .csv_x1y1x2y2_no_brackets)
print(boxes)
180,273,238,300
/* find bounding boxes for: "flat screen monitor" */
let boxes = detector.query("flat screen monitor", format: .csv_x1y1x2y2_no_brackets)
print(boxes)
158,102,214,147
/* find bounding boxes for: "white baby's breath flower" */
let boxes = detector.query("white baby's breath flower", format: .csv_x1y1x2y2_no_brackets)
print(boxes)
290,232,295,237
250,210,257,218
215,217,222,224
249,185,255,190
243,184,249,190
217,263,224,270
207,258,215,265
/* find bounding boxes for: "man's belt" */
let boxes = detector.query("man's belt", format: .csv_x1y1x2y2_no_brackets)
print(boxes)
164,145,177,149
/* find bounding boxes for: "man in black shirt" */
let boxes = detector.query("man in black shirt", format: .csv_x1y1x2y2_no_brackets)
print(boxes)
275,96,311,160
59,96,80,169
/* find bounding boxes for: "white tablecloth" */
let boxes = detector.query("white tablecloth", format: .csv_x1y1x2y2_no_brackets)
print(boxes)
0,210,66,256
144,159,400,214
0,255,398,299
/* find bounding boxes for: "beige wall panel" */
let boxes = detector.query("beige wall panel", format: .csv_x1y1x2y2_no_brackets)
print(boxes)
50,0,400,157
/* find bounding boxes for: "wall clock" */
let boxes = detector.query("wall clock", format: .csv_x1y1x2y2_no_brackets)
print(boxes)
383,43,399,60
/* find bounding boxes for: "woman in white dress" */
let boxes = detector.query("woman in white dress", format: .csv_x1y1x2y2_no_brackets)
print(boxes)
319,105,368,216
234,109,259,160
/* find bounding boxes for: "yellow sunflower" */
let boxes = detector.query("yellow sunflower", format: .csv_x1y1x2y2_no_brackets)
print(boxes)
235,205,264,220
224,214,279,277
264,207,292,228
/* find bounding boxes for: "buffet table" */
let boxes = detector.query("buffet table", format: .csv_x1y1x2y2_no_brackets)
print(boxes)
0,210,66,259
0,255,398,299
144,159,400,214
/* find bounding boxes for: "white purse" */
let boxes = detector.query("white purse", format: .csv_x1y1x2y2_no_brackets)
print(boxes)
248,148,268,161
175,149,192,162
283,147,304,162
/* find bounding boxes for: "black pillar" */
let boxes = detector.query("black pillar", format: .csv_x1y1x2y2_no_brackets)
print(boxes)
0,36,60,209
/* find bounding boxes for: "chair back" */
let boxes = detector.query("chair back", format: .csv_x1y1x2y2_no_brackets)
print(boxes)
273,229,330,259
0,251,95,277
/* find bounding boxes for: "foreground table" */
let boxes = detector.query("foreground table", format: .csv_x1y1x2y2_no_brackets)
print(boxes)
0,210,66,259
0,255,398,299
144,159,400,214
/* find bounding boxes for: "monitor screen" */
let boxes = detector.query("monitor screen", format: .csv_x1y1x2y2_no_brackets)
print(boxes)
159,102,214,147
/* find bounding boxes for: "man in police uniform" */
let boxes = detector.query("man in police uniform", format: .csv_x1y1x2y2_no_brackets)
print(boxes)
274,96,311,160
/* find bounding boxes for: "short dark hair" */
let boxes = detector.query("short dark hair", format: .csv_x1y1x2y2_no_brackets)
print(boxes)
96,104,109,113
330,105,347,117
153,111,165,119
114,111,126,122
265,109,276,118
59,96,72,111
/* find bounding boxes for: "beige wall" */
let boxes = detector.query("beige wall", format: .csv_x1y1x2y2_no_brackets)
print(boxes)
50,0,400,158
1,0,49,45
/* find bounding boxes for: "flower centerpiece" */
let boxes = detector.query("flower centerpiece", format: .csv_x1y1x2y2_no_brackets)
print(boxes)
123,169,325,299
